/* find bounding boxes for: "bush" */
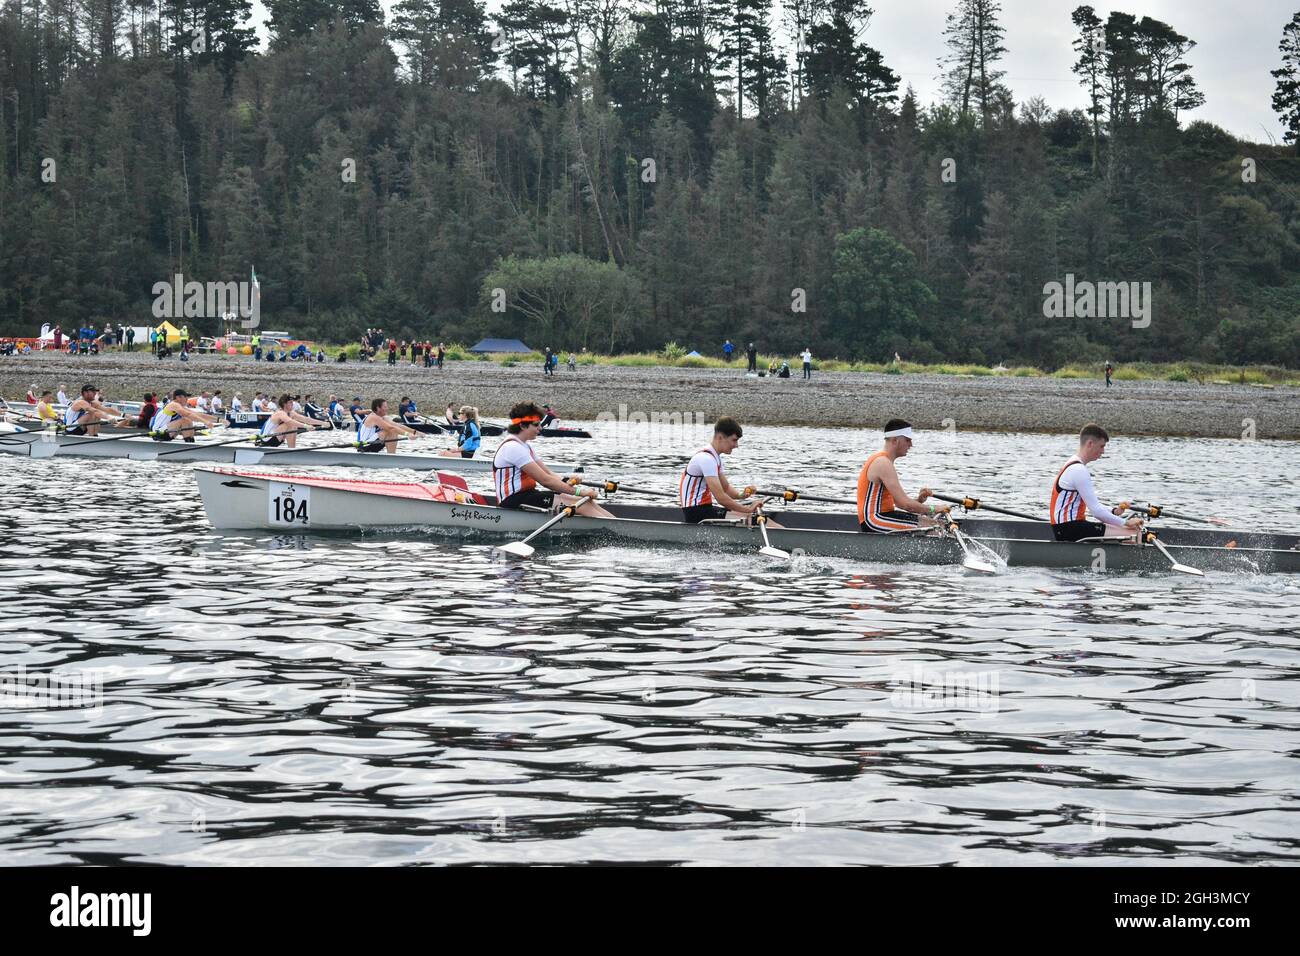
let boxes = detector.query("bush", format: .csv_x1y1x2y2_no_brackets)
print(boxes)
661,341,687,361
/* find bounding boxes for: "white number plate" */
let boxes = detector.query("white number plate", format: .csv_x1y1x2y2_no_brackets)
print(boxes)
268,481,310,527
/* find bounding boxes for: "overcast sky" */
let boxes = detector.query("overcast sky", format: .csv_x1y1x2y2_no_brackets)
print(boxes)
246,1,1292,142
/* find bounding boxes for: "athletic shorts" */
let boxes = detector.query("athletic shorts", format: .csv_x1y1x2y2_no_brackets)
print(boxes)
1052,520,1107,542
499,488,554,511
860,510,921,533
682,504,728,524
460,450,476,459
150,431,175,442
64,426,87,436
356,441,385,453
256,436,284,448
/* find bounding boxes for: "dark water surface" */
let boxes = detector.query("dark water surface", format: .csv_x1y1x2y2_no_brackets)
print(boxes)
1,426,1297,864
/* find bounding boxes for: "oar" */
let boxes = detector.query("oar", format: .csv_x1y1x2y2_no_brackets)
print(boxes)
571,478,676,498
938,515,1000,574
134,424,274,461
1129,503,1229,527
932,493,1045,522
1141,529,1204,576
251,431,418,460
754,510,791,560
49,427,158,449
743,486,853,505
497,505,577,559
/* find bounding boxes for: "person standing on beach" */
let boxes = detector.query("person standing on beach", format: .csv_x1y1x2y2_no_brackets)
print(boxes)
801,347,812,380
388,338,397,365
544,347,554,377
746,342,757,372
437,342,446,369
1105,363,1113,388
126,326,135,351
723,340,735,362
53,325,63,351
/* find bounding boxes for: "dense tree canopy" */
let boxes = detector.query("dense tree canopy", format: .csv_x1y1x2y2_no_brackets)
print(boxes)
0,0,1298,368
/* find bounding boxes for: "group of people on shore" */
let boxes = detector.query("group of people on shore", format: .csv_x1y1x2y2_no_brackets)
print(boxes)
723,341,815,379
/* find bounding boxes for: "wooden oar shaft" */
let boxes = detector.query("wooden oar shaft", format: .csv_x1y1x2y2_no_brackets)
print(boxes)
572,478,676,498
745,487,854,505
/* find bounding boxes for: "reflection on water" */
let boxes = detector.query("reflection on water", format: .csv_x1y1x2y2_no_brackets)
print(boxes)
0,428,1298,864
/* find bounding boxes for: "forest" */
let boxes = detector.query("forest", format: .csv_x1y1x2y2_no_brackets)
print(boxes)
1,0,1299,367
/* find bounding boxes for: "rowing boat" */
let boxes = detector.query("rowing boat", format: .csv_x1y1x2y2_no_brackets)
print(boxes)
193,468,1300,573
0,431,579,473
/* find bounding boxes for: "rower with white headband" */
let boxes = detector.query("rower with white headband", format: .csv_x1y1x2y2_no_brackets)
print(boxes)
855,418,949,533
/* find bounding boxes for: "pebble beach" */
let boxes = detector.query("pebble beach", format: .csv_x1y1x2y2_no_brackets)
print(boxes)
2,350,1297,439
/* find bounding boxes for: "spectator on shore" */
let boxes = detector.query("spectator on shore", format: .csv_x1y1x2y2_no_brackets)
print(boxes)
411,341,421,365
746,342,757,372
544,346,554,377
437,342,446,369
125,326,135,351
1105,362,1114,388
388,338,398,365
723,339,735,362
567,352,576,372
53,325,63,351
801,347,812,380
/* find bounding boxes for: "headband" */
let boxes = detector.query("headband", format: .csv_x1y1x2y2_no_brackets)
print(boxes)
884,426,914,439
511,415,542,425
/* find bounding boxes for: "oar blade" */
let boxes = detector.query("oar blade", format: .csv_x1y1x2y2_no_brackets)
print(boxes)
1170,562,1205,577
962,555,999,574
126,450,159,461
759,545,792,561
496,541,536,559
28,442,59,459
233,449,265,465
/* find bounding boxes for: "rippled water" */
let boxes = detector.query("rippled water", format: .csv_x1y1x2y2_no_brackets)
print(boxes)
1,425,1298,865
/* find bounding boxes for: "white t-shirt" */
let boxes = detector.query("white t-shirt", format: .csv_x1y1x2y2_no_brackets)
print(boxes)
493,438,538,470
230,397,242,411
57,390,68,405
801,350,812,363
685,448,721,479
211,396,224,413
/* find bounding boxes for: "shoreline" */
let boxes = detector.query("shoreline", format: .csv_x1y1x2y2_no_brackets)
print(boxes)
2,351,1297,439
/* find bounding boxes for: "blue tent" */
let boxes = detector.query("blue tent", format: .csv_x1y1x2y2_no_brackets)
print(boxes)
470,338,533,354
684,350,703,357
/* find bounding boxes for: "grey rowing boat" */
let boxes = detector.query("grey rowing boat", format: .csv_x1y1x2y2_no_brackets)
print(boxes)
193,468,1300,573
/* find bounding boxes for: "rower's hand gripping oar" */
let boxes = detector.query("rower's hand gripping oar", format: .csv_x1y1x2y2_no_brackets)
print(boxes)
1141,529,1204,576
497,505,577,559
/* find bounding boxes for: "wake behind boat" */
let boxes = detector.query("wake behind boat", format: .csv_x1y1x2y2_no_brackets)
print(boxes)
192,468,1300,574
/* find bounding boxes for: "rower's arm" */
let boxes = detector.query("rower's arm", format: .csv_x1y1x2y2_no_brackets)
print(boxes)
705,475,755,514
874,461,930,515
1063,465,1129,528
522,460,587,496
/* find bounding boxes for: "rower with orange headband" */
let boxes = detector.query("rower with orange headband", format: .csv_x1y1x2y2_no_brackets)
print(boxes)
856,418,949,533
492,401,614,516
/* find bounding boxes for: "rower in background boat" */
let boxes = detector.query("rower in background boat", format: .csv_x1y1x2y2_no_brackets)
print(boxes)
493,401,613,516
358,399,419,453
258,393,326,448
151,389,217,442
64,384,126,436
349,397,366,428
136,393,158,429
679,416,779,526
438,405,480,458
1049,423,1144,542
327,396,345,428
302,395,326,422
35,390,60,428
857,419,949,533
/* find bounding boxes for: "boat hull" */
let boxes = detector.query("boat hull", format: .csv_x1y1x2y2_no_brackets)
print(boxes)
193,469,1300,573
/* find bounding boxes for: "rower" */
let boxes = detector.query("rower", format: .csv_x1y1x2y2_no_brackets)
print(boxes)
230,393,243,413
196,391,213,414
540,404,557,428
302,395,325,421
398,396,420,425
327,395,345,428
251,393,266,414
678,417,776,525
35,391,60,428
257,393,325,448
211,391,224,416
493,401,613,516
349,396,366,427
25,384,37,404
856,419,949,533
438,405,481,458
357,399,418,453
150,389,217,442
1049,423,1144,542
63,384,126,436
445,403,459,429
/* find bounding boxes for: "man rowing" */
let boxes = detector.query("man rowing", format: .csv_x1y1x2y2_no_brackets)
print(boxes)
257,393,327,448
856,419,949,533
357,398,419,453
678,417,776,525
63,384,126,436
35,390,60,427
150,389,217,442
1049,423,1144,542
327,396,345,428
493,401,613,516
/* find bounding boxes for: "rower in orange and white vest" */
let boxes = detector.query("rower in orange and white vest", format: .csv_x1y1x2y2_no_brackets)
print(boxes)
492,401,613,516
856,419,949,533
678,417,779,525
1049,423,1144,542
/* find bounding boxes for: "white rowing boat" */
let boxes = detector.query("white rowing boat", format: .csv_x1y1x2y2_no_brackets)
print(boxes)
193,468,1300,573
0,430,579,473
